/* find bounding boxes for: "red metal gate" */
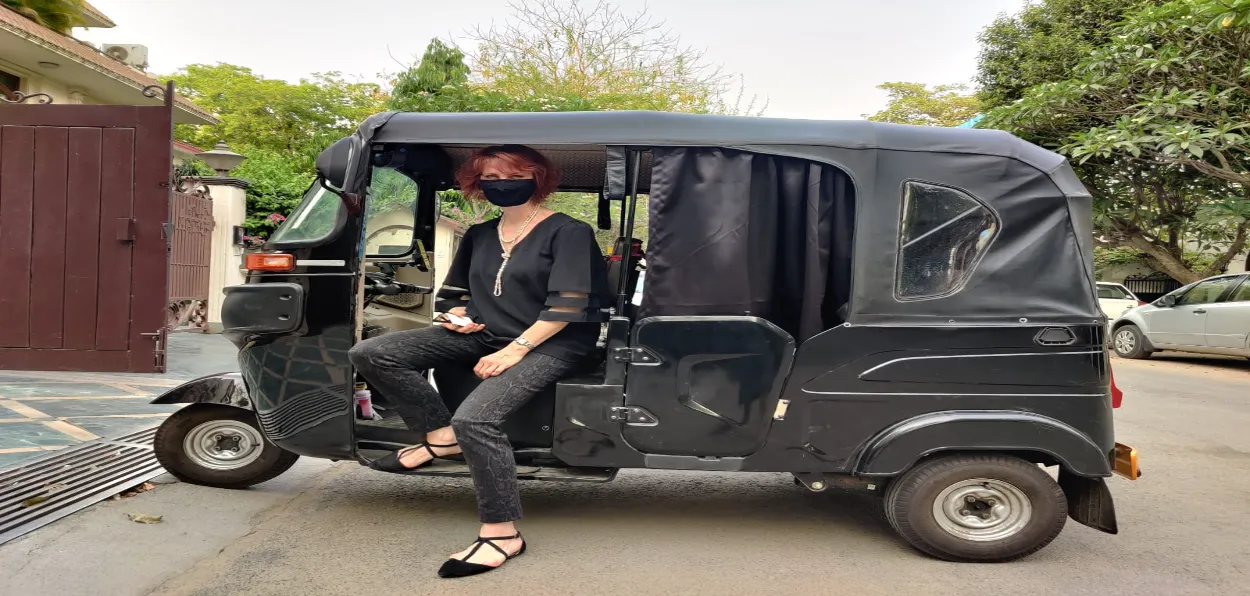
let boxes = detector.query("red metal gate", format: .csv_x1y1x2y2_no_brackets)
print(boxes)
0,84,174,372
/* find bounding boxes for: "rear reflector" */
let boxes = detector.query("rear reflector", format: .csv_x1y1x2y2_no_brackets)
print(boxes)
245,253,295,272
1110,367,1123,408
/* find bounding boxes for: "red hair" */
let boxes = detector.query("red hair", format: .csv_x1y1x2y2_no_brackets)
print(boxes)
456,145,561,203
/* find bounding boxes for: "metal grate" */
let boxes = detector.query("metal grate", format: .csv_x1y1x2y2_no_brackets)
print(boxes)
0,427,164,545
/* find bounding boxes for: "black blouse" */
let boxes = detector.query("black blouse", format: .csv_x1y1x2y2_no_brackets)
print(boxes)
435,213,612,362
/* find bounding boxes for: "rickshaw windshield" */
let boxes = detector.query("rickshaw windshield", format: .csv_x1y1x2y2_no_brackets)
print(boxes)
268,181,344,246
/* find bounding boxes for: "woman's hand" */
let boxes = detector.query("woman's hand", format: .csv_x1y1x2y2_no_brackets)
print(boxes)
474,345,527,378
442,306,485,334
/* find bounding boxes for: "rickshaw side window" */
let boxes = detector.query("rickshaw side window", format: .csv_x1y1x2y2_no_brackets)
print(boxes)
267,181,344,246
363,167,419,257
896,181,999,300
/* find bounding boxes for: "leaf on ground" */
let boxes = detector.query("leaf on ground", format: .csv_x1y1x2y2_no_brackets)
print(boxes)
21,495,50,507
127,513,163,524
120,482,156,498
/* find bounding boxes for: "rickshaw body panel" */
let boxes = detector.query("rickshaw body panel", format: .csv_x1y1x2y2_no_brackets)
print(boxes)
211,111,1116,483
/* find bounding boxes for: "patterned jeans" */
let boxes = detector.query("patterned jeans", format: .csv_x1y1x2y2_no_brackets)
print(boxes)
348,325,577,523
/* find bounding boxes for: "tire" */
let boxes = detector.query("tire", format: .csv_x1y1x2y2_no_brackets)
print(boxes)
883,454,1067,562
154,404,299,489
1111,324,1151,359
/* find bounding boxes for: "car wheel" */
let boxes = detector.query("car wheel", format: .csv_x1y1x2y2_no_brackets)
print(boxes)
883,454,1067,562
1112,325,1151,359
154,404,299,489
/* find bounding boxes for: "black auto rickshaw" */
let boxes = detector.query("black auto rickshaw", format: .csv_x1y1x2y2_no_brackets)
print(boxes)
150,111,1140,562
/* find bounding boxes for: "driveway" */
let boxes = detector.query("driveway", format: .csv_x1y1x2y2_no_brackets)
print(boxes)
0,334,237,469
2,353,1248,596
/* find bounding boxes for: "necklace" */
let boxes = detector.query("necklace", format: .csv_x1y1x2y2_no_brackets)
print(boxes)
493,205,542,296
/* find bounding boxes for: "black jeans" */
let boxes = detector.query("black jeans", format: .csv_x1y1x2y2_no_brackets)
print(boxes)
348,326,577,523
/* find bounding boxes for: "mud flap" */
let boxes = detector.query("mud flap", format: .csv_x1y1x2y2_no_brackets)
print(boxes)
1058,468,1118,534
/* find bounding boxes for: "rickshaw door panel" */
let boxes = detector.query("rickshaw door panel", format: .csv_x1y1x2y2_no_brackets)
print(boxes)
622,317,794,457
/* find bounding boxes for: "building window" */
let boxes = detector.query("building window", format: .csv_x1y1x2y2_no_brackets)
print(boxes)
895,181,999,300
0,69,21,99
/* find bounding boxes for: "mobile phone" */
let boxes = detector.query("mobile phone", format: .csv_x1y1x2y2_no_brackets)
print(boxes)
437,313,474,327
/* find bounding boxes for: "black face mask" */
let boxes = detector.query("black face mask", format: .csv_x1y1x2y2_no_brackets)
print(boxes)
479,179,536,207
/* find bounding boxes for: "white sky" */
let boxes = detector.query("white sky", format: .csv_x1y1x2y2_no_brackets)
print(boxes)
77,0,1025,120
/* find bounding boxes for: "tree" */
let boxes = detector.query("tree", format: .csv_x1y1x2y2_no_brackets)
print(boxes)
975,0,1156,110
2,0,85,34
169,63,386,158
864,82,980,127
465,0,761,114
981,0,1250,283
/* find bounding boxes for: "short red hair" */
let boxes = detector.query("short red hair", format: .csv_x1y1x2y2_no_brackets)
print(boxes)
456,145,561,203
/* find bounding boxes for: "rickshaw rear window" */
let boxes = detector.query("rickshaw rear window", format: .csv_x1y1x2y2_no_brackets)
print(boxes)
268,181,343,245
896,181,998,300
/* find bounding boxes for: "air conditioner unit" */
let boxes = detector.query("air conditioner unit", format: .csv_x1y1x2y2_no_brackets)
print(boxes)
101,44,149,70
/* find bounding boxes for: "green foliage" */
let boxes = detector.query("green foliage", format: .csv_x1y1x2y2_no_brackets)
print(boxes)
979,0,1250,283
168,63,385,158
231,148,316,237
173,158,215,180
1094,246,1147,276
864,82,980,127
2,0,85,34
465,0,761,114
975,0,1155,110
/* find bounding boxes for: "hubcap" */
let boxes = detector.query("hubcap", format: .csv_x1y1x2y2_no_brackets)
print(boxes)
183,419,264,471
932,478,1032,542
1114,329,1136,354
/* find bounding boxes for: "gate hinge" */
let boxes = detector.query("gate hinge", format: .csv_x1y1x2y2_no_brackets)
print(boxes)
608,406,658,426
610,346,659,364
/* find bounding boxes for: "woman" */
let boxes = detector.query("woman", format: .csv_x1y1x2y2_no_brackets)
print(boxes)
348,145,611,578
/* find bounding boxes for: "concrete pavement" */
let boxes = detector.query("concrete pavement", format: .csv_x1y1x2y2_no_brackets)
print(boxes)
0,334,237,469
2,354,1248,596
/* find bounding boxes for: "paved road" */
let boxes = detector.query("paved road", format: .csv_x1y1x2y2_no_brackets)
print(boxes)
2,354,1248,596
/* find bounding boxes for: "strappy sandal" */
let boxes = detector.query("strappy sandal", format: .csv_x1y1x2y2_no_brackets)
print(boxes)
437,532,526,578
369,442,460,473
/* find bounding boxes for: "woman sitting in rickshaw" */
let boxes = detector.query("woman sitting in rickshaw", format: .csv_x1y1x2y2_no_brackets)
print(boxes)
348,144,612,578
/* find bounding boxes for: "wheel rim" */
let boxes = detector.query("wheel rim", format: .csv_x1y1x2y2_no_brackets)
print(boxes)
1114,329,1136,354
182,419,265,471
932,478,1033,542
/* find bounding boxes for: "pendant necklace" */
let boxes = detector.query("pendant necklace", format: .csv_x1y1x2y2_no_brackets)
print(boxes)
493,204,542,296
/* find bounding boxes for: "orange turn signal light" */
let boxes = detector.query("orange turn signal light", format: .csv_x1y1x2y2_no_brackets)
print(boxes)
245,253,295,272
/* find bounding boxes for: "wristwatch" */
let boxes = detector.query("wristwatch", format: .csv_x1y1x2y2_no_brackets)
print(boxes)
513,337,535,350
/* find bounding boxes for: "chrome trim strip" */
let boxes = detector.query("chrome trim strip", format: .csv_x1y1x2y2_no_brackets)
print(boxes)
296,259,346,266
858,350,1102,378
802,391,1105,396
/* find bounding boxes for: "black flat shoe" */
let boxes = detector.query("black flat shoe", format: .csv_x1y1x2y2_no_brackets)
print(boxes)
369,442,459,473
437,533,526,578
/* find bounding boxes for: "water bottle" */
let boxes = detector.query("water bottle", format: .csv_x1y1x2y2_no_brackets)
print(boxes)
354,382,375,419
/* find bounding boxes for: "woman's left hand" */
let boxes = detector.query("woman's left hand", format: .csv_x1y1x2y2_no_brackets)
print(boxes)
474,346,526,379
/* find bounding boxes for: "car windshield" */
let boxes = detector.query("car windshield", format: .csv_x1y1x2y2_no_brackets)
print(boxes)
267,181,343,245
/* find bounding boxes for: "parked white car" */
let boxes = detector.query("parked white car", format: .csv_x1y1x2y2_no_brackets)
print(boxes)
1097,282,1144,321
1109,273,1250,359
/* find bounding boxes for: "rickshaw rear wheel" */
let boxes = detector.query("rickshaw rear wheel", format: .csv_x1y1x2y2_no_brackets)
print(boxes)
154,404,300,489
883,453,1067,562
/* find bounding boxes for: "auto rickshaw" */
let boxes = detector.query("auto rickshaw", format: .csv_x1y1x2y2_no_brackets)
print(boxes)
150,111,1141,562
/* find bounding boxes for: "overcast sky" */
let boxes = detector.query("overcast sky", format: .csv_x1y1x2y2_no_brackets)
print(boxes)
78,0,1025,120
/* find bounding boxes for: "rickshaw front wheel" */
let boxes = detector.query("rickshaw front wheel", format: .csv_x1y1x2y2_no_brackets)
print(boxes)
154,404,300,489
883,453,1067,562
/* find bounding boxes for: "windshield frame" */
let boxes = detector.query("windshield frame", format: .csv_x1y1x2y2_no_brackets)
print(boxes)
266,178,349,250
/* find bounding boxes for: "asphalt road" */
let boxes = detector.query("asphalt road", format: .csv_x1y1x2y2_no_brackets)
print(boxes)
3,353,1249,596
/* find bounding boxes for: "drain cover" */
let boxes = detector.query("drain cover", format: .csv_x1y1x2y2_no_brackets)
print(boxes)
0,427,164,545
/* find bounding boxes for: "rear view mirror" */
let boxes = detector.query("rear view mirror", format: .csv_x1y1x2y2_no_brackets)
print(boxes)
316,137,355,191
1157,294,1177,307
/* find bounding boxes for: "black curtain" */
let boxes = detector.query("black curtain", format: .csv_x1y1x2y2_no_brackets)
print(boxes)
639,148,855,342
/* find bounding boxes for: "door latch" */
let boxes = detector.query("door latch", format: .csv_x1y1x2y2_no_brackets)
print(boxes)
608,406,658,426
